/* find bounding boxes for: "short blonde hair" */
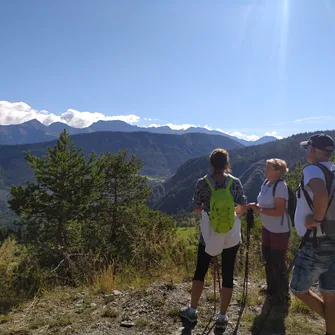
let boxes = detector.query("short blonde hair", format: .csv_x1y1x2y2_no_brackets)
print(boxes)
266,158,289,177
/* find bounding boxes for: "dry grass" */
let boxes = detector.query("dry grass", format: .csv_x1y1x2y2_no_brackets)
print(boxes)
289,296,314,315
91,263,116,294
239,293,325,335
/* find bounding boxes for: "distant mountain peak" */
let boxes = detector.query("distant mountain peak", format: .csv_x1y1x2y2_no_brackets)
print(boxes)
21,119,47,129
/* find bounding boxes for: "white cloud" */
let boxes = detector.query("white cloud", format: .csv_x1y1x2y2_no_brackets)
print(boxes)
61,109,140,128
226,131,259,141
0,101,60,125
270,116,335,126
0,101,140,128
264,131,283,139
149,123,195,130
144,117,158,121
148,122,261,141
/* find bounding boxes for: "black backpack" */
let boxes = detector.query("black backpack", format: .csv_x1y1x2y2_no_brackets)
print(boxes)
262,178,296,227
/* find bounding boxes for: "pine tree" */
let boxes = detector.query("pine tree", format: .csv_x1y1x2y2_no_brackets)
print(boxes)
9,130,104,272
82,150,152,261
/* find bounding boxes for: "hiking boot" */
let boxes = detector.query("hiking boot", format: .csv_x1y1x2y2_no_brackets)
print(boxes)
179,306,197,323
215,314,228,331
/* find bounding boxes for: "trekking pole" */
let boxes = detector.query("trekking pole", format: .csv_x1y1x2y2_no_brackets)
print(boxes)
201,256,221,335
232,208,253,335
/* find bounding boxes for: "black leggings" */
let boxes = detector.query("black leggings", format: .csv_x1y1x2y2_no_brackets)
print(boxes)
193,243,240,288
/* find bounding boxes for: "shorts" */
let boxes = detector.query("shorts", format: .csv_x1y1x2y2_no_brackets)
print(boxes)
290,239,335,293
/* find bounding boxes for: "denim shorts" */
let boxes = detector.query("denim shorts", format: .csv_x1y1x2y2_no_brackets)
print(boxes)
290,239,335,293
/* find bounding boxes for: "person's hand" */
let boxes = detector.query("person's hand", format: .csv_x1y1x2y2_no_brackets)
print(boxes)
247,202,256,208
247,203,260,213
235,204,247,216
305,214,322,229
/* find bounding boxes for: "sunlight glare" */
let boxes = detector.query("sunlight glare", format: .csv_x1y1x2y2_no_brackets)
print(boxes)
279,0,290,79
323,0,335,16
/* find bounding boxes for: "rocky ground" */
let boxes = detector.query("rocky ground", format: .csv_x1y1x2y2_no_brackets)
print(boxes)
0,277,325,335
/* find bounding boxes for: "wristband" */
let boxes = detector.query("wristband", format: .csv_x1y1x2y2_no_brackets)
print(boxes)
313,217,324,223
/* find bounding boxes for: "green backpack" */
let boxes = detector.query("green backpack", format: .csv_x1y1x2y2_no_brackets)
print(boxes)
204,175,235,234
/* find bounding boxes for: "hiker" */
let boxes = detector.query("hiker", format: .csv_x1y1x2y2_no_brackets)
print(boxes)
247,158,291,304
179,148,247,331
289,134,335,335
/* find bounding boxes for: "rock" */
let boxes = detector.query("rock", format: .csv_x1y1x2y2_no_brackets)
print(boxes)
112,290,122,296
120,320,135,328
62,325,72,333
90,303,97,308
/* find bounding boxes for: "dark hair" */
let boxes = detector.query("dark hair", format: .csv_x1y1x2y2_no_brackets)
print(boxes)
209,148,231,172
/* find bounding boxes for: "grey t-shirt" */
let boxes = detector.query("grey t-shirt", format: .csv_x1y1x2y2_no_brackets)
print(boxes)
257,180,291,233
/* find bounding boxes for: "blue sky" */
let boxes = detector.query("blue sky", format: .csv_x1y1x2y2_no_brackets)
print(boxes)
1,0,335,140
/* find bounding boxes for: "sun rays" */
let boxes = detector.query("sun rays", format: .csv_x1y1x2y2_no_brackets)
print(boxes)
278,0,290,80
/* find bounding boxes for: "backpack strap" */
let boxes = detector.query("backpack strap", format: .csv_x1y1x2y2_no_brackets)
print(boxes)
272,178,284,198
271,178,289,227
262,179,269,187
315,163,333,195
204,175,215,192
204,174,233,191
226,176,233,189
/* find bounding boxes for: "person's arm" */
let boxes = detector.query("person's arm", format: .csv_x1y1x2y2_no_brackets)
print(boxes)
252,198,286,216
301,165,329,228
306,178,328,226
193,179,204,212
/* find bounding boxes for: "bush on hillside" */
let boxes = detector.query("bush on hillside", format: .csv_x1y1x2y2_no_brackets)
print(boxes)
0,239,48,313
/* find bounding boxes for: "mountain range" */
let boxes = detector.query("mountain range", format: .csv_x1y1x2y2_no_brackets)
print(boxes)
0,119,277,146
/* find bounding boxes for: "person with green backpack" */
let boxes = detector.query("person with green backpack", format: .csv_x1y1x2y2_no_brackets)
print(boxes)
179,148,247,331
